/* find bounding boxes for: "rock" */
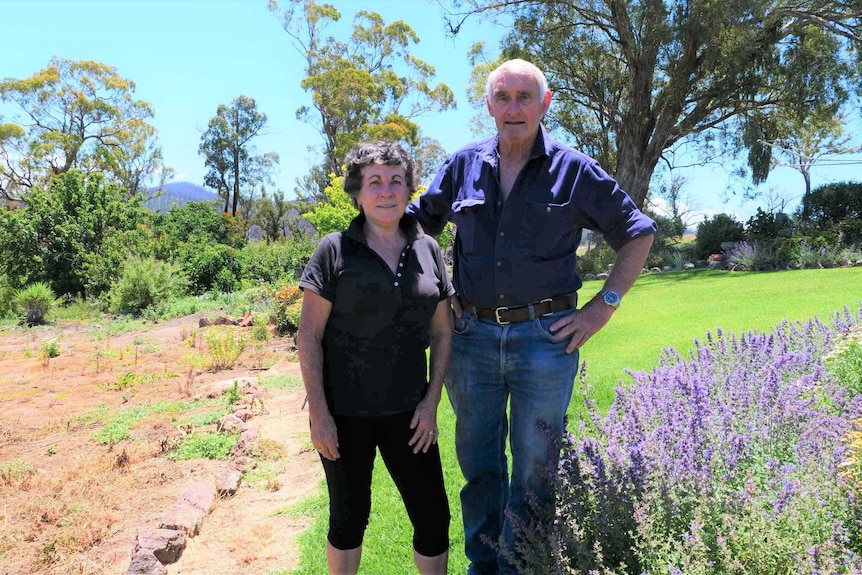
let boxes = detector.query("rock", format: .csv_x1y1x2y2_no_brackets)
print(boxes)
216,468,243,497
160,503,205,537
126,549,168,574
133,528,187,565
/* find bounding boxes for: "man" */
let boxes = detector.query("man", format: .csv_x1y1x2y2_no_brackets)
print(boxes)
408,59,656,574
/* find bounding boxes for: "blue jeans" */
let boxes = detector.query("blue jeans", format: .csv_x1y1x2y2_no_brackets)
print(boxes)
447,309,579,575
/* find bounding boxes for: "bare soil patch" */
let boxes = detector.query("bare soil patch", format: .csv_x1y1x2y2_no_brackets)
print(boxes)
0,313,322,575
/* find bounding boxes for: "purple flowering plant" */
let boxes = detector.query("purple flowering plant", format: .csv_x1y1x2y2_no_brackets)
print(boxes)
519,306,862,574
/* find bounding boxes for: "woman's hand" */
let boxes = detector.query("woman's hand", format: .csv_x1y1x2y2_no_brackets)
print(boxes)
408,394,439,454
310,409,340,461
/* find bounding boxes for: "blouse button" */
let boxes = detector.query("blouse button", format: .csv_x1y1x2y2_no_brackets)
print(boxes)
546,206,551,212
394,282,399,287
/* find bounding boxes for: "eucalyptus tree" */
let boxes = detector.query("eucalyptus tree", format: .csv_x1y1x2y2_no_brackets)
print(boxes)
0,57,166,195
198,95,279,217
440,0,861,209
268,0,455,200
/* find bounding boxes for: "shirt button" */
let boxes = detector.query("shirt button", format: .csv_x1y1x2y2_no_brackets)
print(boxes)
394,282,399,286
399,262,403,267
496,261,502,267
498,294,505,300
546,206,551,212
397,273,402,277
499,232,505,237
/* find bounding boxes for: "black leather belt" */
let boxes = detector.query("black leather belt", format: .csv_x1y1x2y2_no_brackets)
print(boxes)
459,294,577,325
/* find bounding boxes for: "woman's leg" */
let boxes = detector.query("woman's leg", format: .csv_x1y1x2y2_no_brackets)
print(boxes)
326,540,362,575
320,415,376,574
414,548,448,575
376,411,450,573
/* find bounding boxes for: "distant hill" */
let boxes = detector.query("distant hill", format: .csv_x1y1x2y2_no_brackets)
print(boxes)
145,182,218,214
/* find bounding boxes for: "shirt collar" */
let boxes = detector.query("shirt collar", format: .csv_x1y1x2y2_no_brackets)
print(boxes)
345,211,425,244
478,124,552,168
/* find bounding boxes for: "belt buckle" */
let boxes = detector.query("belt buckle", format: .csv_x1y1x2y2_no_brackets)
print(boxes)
494,306,510,325
538,298,554,316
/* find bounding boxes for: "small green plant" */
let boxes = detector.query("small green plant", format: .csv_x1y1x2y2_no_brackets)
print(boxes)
13,282,61,326
224,381,242,405
46,445,57,456
203,326,246,370
271,284,302,336
106,256,187,316
41,338,61,358
169,431,239,460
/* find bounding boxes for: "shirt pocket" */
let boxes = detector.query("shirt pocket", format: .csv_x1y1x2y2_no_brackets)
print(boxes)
452,198,485,255
524,201,575,259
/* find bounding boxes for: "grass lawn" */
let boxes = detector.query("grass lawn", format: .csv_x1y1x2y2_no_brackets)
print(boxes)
284,266,862,575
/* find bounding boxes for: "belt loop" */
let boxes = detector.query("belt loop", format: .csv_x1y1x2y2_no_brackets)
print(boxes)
528,303,536,320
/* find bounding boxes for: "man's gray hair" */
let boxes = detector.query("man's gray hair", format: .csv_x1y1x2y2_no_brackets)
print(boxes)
485,59,549,101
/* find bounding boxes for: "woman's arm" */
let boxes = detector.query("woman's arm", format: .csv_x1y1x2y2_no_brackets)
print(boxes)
409,298,453,453
297,289,340,461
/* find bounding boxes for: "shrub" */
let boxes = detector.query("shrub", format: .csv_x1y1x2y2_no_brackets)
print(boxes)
695,213,745,259
106,257,187,316
271,284,303,336
179,242,241,294
516,307,862,574
577,246,617,276
202,326,246,370
169,431,239,460
237,237,316,285
13,281,61,326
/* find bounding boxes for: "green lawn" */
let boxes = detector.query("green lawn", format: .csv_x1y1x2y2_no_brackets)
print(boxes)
282,266,862,575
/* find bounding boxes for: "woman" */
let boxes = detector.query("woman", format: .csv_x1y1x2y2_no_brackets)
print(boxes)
298,141,453,574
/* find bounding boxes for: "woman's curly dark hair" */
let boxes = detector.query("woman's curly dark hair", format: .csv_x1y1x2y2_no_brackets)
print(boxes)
343,141,417,204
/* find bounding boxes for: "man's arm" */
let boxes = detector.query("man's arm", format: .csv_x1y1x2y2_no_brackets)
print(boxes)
550,233,654,353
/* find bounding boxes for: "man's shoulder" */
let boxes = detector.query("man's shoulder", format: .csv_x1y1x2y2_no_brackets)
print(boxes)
448,135,497,161
543,133,594,165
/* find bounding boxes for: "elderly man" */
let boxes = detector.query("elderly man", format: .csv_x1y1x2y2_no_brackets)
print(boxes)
408,59,656,574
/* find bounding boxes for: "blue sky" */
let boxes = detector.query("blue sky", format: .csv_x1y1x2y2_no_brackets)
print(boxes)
2,0,860,224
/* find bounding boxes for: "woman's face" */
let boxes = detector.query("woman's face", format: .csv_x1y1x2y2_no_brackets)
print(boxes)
356,163,409,228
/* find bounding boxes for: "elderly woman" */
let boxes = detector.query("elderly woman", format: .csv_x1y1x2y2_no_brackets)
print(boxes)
298,141,453,575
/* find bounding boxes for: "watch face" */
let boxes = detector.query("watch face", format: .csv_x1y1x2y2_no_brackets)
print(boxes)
602,290,620,307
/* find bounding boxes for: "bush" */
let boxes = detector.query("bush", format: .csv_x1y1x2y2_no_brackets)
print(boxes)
271,284,303,336
236,238,316,285
106,257,187,316
726,239,800,271
515,307,862,574
179,243,241,294
577,246,617,276
13,282,61,326
695,213,745,259
202,326,247,370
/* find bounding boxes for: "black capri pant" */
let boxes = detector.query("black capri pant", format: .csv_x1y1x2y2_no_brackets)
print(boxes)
320,409,450,557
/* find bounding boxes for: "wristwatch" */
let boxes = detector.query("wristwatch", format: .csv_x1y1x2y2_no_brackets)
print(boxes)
598,289,621,310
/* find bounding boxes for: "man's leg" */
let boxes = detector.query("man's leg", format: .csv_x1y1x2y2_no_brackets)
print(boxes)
501,310,580,574
447,313,508,575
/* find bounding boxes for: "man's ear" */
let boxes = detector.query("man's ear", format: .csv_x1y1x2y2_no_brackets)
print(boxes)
542,90,552,115
486,95,493,116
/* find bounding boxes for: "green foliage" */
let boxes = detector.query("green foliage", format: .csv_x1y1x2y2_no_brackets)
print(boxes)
302,175,357,237
199,95,278,217
695,213,745,259
81,224,158,296
0,57,165,194
202,326,246,370
13,281,61,326
156,202,229,251
799,181,862,245
577,246,616,276
824,329,862,396
236,237,316,285
224,381,242,406
745,208,795,241
106,256,187,316
271,284,303,336
271,1,455,183
178,242,241,294
169,431,238,461
0,273,15,318
40,338,61,359
0,170,150,296
470,1,856,208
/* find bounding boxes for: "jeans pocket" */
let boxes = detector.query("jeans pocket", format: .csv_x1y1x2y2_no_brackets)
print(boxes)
453,312,475,335
535,308,576,343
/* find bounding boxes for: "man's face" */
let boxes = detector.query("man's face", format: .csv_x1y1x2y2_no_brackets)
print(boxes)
486,69,551,148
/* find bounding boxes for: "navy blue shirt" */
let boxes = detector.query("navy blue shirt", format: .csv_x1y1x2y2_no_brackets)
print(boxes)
299,212,455,417
407,126,656,309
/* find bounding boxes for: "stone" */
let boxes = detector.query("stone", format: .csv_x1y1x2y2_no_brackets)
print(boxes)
216,468,243,497
160,503,205,537
126,549,168,574
133,528,187,565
